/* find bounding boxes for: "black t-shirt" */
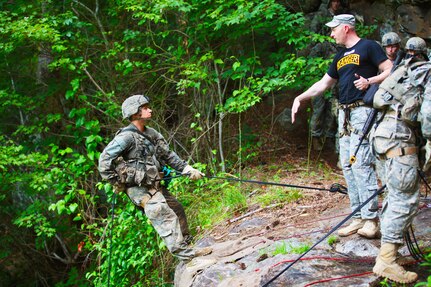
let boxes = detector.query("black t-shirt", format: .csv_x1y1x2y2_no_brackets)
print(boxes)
327,39,387,104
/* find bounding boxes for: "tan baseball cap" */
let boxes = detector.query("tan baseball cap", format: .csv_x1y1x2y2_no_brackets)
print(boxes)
325,14,355,28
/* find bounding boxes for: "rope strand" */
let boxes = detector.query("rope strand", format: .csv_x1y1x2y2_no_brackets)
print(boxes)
261,185,386,287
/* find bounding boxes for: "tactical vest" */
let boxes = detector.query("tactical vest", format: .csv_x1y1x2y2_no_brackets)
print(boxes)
374,60,431,126
115,128,161,187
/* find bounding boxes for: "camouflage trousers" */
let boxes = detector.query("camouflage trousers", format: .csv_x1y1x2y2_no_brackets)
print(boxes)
370,117,420,244
338,105,379,219
310,95,337,139
126,186,195,260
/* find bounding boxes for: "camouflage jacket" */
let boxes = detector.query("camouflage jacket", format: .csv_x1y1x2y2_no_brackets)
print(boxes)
418,61,431,139
98,124,187,186
374,57,431,138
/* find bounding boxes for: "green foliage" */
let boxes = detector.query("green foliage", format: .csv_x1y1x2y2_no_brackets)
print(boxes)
87,192,165,287
356,22,378,38
261,241,311,256
0,0,362,285
169,169,248,230
271,241,289,256
327,235,339,246
254,187,303,207
55,267,90,287
415,252,431,287
288,242,311,254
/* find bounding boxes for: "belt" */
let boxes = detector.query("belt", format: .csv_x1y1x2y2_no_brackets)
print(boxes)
339,100,365,110
377,146,418,160
339,101,365,137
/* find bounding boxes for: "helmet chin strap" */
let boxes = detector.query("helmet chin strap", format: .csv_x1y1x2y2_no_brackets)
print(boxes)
405,52,429,62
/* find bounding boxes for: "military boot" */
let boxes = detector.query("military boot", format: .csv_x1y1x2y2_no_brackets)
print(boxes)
357,218,380,239
373,243,418,283
338,218,365,237
194,246,212,257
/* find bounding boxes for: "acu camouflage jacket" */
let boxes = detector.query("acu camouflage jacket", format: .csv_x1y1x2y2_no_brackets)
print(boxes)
98,124,187,187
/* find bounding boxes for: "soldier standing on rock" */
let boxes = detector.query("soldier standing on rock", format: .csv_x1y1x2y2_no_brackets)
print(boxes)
369,37,431,284
291,14,392,239
98,94,212,261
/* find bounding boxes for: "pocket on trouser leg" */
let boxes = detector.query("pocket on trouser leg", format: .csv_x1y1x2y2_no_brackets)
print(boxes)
127,186,151,207
145,193,180,240
387,157,418,192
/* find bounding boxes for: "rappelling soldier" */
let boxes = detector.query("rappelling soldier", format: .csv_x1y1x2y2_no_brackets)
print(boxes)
369,37,431,283
98,94,212,261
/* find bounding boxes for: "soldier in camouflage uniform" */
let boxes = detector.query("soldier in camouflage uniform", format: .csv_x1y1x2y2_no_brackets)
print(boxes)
292,14,393,239
381,32,401,62
369,37,431,283
98,95,212,261
310,0,345,35
308,43,339,152
308,0,344,151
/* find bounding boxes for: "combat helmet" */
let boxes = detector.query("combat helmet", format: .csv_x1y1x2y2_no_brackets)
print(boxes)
121,94,149,120
405,37,427,53
382,32,401,47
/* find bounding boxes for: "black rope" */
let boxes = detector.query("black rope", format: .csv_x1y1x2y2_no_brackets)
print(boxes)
403,169,431,261
261,185,386,287
418,169,431,198
107,193,117,287
207,176,332,192
404,225,425,261
161,172,348,195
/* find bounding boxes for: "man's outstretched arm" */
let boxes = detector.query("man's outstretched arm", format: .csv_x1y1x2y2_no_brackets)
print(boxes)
291,73,337,123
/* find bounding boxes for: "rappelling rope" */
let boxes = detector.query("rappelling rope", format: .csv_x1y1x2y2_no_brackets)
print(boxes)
402,169,431,262
404,225,426,261
161,173,348,195
261,184,386,287
106,193,117,287
303,271,374,286
418,169,431,198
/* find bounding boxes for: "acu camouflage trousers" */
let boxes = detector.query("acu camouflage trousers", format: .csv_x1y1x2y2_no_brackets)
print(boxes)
370,116,420,244
126,186,195,260
338,105,379,220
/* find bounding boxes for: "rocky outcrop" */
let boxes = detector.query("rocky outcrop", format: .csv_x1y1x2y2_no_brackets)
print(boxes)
342,0,430,42
300,0,431,43
175,204,431,286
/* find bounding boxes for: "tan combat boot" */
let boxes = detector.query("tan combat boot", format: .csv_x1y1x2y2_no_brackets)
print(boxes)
338,218,365,237
373,243,418,284
357,219,380,239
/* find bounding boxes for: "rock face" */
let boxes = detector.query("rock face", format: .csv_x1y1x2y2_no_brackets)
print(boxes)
175,205,431,287
302,0,431,42
343,0,430,41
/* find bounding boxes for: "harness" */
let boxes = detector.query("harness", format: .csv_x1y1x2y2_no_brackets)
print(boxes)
115,127,164,198
338,100,366,137
375,60,431,124
372,60,431,161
